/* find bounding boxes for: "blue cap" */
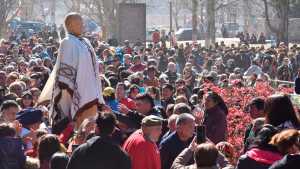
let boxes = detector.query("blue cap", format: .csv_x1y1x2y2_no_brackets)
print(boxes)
16,108,43,126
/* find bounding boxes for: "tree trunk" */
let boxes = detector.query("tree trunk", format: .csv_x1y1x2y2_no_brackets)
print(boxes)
0,22,7,38
243,0,250,32
263,0,289,46
102,0,118,39
0,0,20,38
174,12,179,31
205,0,216,47
278,0,289,45
192,0,198,42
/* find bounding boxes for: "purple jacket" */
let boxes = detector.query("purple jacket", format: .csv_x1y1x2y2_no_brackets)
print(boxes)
203,106,227,144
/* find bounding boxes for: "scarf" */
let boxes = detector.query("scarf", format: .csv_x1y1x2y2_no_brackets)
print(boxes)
247,148,283,165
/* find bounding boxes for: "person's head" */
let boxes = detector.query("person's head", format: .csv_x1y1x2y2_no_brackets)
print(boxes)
0,100,20,122
162,84,174,100
30,88,41,103
173,103,191,114
175,113,195,140
194,143,219,167
128,84,139,99
9,82,23,97
116,82,126,100
166,104,175,117
175,95,188,104
103,87,115,101
146,86,160,100
0,71,7,86
43,58,52,69
175,87,188,98
264,94,299,127
0,123,16,138
21,92,34,108
135,93,154,115
175,79,185,89
141,115,163,142
49,152,69,169
203,91,228,114
38,134,61,163
183,66,192,77
124,54,132,65
146,66,157,78
64,13,84,36
269,129,300,154
133,55,142,65
252,124,278,148
76,117,96,143
167,62,176,73
247,97,265,119
282,57,289,66
168,114,178,132
96,111,117,136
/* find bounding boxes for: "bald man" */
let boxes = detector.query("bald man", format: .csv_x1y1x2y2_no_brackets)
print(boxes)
39,13,104,129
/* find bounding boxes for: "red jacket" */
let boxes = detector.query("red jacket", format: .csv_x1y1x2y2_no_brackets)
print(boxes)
123,129,161,169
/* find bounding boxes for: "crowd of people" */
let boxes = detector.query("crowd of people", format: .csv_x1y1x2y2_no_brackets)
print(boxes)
236,32,267,45
0,14,300,169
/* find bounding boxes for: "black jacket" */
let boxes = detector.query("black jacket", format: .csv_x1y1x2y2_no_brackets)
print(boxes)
67,136,131,169
295,77,300,94
269,154,300,169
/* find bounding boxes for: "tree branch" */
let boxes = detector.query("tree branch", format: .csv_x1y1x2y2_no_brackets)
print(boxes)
216,0,239,11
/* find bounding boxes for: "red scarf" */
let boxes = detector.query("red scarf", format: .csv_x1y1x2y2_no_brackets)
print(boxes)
247,148,283,165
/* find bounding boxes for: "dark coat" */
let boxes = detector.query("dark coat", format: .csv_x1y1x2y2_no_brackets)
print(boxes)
269,154,300,169
159,132,194,169
0,138,26,169
67,136,131,169
295,77,300,94
203,106,227,144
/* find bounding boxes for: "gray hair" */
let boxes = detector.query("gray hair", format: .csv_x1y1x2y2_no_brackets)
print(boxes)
175,113,195,126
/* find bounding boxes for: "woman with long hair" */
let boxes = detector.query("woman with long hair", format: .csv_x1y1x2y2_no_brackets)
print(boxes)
264,94,300,130
203,91,228,144
236,124,281,169
38,134,62,169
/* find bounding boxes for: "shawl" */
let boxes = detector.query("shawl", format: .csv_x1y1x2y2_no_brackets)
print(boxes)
38,34,104,125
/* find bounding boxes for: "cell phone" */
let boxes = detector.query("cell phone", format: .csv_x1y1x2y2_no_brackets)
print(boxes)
196,125,206,144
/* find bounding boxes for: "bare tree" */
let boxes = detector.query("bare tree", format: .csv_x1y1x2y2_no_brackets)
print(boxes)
192,0,198,41
262,0,289,46
0,0,21,38
171,0,195,31
205,0,216,47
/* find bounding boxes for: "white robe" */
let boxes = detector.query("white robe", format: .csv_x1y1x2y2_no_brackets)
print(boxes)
38,34,104,125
